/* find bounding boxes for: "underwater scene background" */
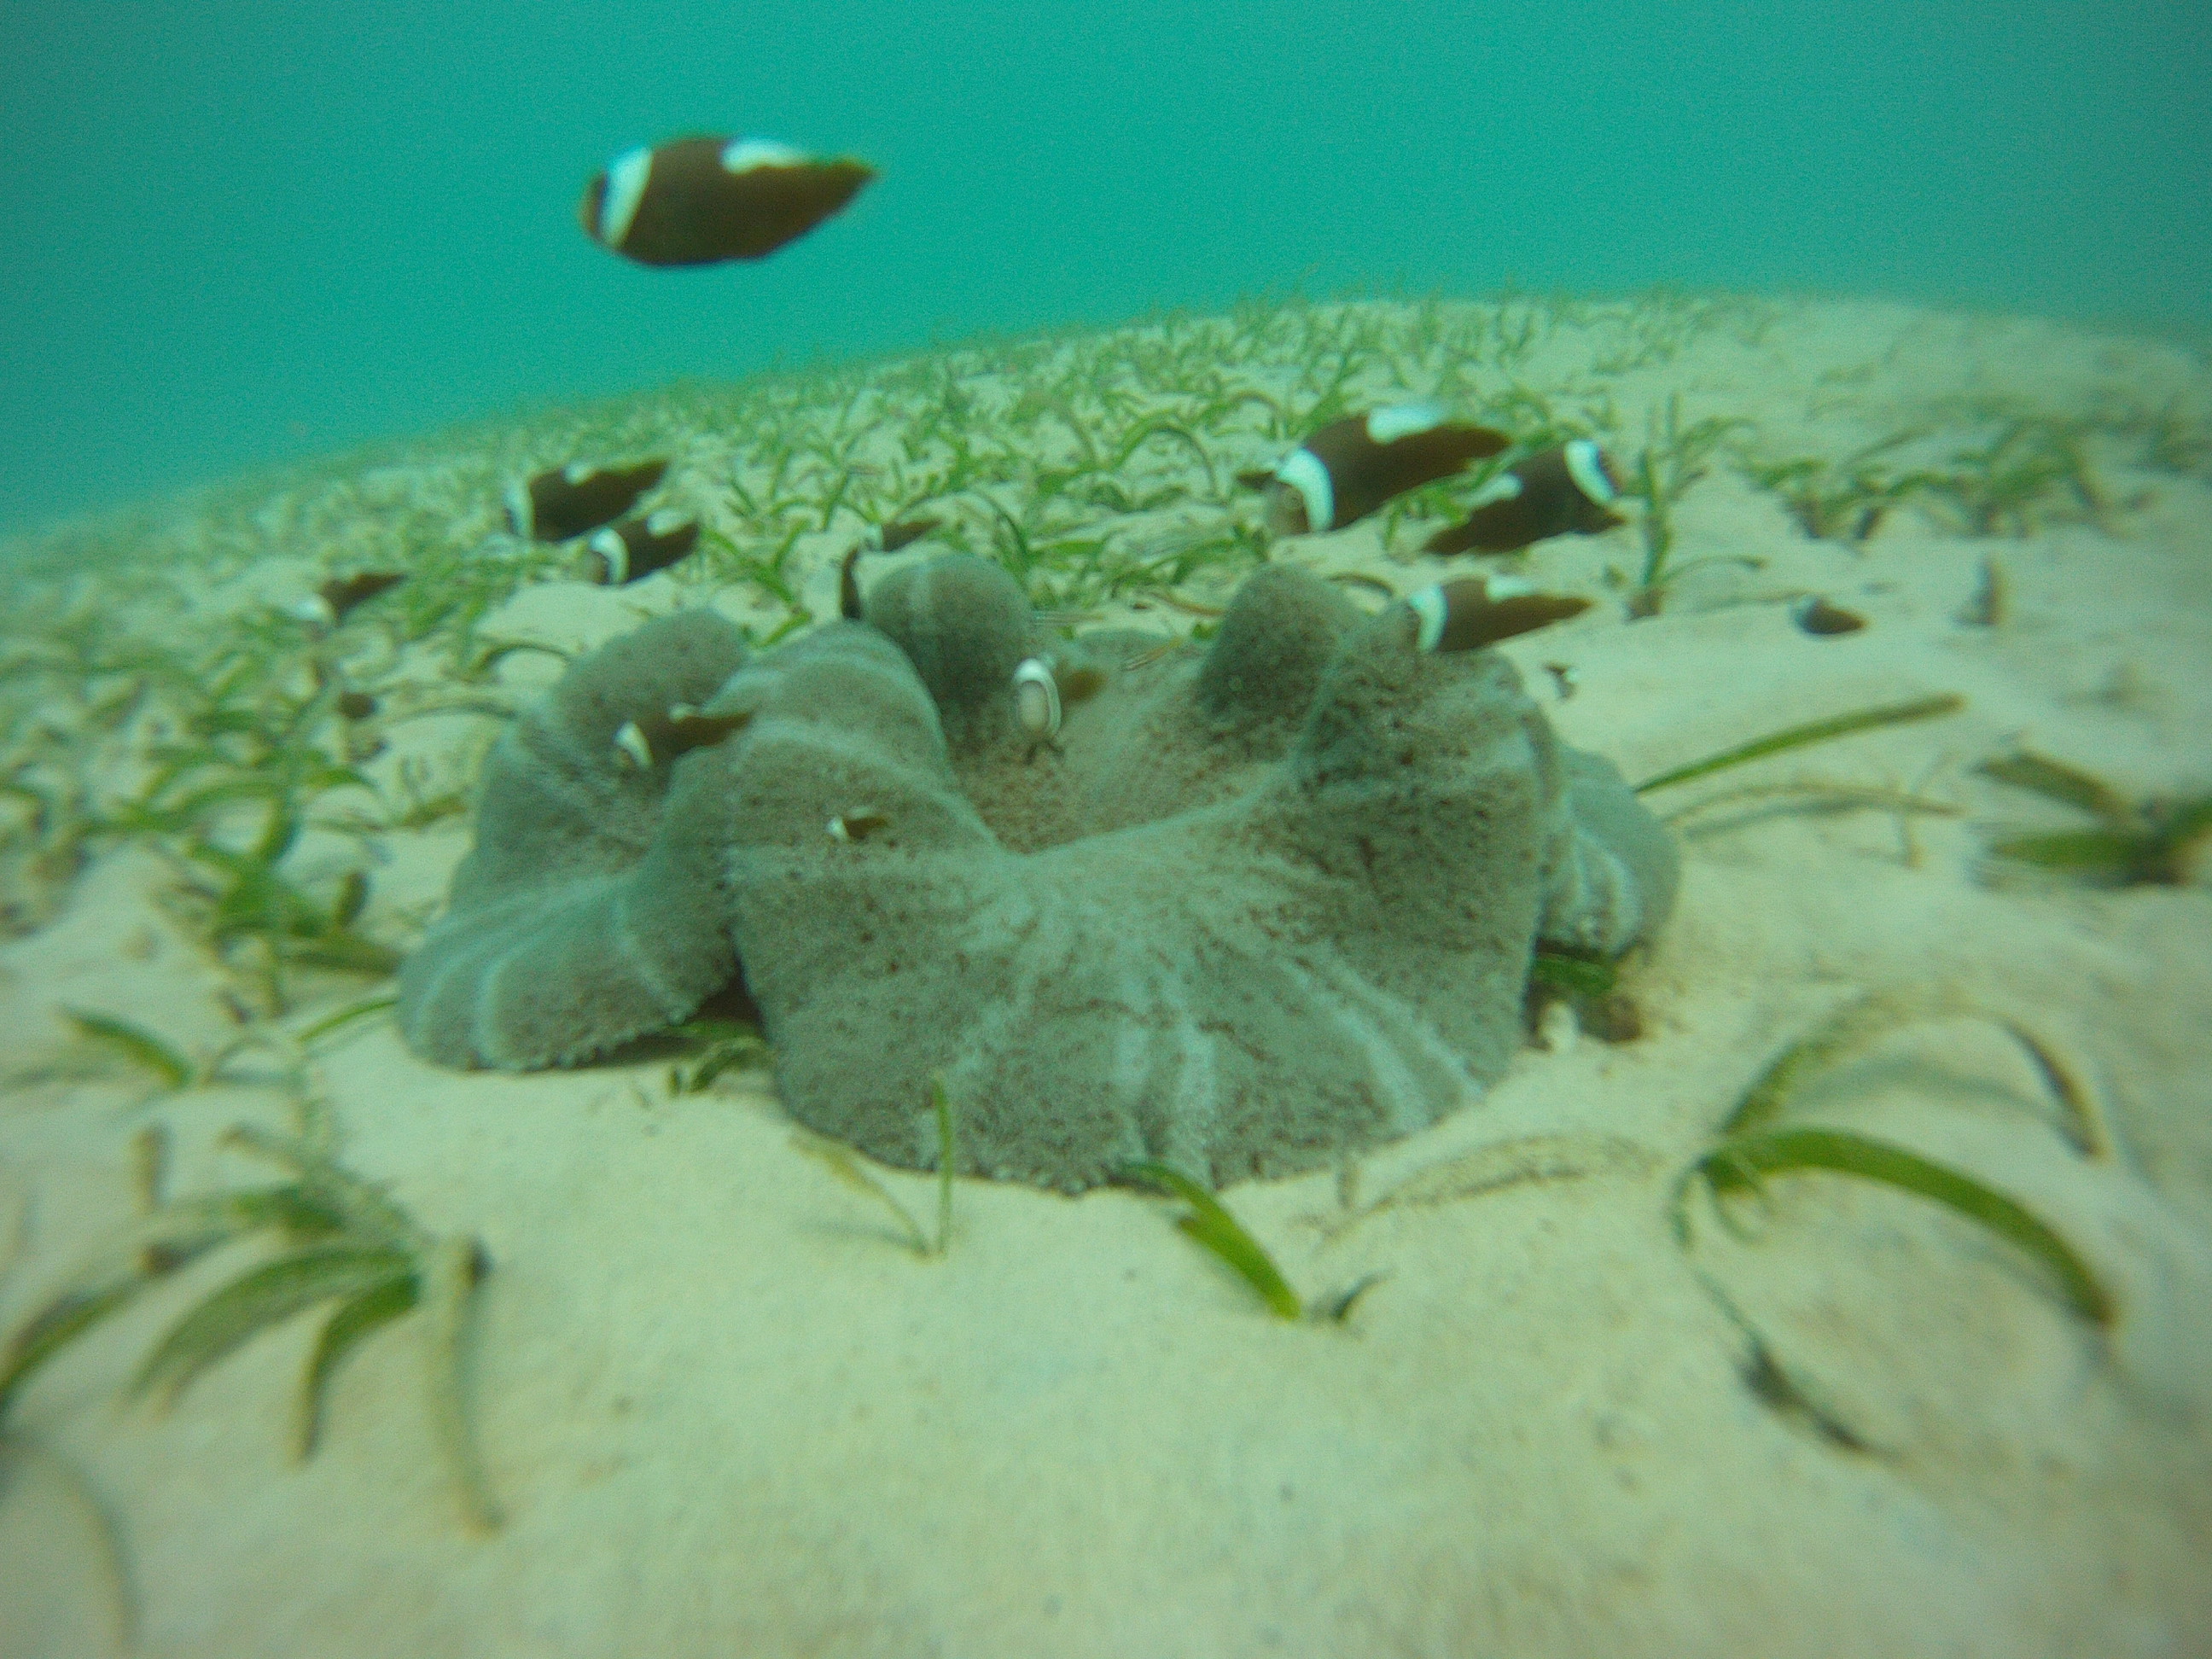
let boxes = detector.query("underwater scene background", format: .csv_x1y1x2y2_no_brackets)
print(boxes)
2,0,2208,534
3,4,2211,1658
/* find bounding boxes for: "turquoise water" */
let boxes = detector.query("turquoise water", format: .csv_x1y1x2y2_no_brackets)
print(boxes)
1,0,2205,535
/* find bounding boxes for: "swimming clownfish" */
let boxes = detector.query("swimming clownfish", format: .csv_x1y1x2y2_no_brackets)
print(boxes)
579,137,876,268
506,459,668,543
1266,403,1511,538
583,511,701,585
1423,439,1626,556
1401,575,1592,653
282,571,405,630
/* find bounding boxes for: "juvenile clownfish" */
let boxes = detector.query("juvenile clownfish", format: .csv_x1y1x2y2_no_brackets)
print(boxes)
1402,575,1592,654
507,459,668,543
285,570,405,629
579,137,875,268
611,703,754,771
1266,402,1510,538
584,511,701,585
877,515,940,553
1423,440,1626,557
1792,596,1866,636
837,516,943,619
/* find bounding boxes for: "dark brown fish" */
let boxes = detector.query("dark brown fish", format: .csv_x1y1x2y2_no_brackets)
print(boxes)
839,516,941,618
612,703,754,771
1404,577,1591,654
584,512,701,585
288,570,405,629
1423,440,1626,556
877,514,940,553
840,544,867,619
579,137,875,268
1266,403,1510,536
1792,597,1866,636
318,571,405,622
507,459,668,542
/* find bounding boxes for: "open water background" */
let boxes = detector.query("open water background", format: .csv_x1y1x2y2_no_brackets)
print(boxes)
1,0,2206,536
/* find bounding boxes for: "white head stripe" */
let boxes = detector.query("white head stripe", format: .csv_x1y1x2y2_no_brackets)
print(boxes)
590,526,629,584
1274,448,1336,535
1012,657,1061,738
722,137,806,173
646,508,684,534
1408,585,1449,653
1564,439,1615,504
1464,471,1523,509
1365,399,1447,445
504,480,533,538
1484,574,1535,600
599,147,654,247
562,460,591,484
614,720,654,769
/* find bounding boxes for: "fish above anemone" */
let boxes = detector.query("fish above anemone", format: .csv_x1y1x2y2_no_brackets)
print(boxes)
579,511,701,585
398,555,1676,1192
1423,439,1627,556
1406,574,1592,652
1265,402,1510,537
579,136,875,268
506,459,668,543
283,570,406,630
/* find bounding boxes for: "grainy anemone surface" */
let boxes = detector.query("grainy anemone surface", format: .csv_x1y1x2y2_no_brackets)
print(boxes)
398,555,1675,1190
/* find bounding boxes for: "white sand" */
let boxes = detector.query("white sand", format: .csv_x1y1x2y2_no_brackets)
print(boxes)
2,294,2209,1657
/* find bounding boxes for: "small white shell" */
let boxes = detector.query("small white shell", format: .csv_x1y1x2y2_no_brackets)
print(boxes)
1013,656,1061,742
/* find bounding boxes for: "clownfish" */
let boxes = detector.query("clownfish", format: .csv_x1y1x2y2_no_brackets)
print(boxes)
584,511,701,585
1266,403,1510,537
285,570,406,630
580,137,875,268
1402,575,1592,654
612,703,754,771
1423,440,1626,557
836,515,945,618
1792,596,1866,636
507,459,668,543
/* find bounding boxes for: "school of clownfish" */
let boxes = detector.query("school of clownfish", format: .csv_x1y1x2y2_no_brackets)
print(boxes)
300,131,1646,687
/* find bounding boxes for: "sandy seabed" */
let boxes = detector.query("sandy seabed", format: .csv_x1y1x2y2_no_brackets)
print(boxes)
1,292,2209,1657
